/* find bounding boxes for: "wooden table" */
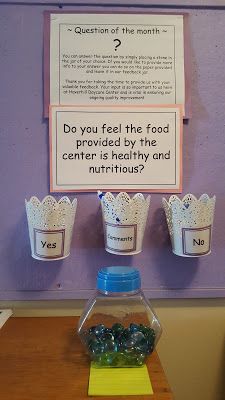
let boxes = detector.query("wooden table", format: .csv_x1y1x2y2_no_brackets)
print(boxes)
0,317,173,400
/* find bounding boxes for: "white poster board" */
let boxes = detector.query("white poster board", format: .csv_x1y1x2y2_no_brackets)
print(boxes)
49,105,182,192
49,13,185,111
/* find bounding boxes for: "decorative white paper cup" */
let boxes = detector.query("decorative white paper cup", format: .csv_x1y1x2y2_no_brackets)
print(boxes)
98,191,150,255
25,196,77,261
162,194,216,257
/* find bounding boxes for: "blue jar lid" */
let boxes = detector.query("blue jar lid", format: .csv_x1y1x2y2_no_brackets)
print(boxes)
97,266,141,293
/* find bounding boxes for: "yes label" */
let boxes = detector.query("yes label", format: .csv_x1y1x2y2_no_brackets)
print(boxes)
182,226,212,256
34,229,65,259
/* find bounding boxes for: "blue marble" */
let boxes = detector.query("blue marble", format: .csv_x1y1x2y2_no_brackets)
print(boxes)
81,322,156,367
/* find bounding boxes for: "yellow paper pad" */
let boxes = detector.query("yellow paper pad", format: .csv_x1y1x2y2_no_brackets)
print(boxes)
88,363,153,396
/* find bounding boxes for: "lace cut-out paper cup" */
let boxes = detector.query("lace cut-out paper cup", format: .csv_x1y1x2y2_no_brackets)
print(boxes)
162,194,216,257
25,196,77,261
98,191,150,255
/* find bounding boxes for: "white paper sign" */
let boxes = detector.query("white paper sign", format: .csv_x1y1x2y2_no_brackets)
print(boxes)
33,229,65,260
50,13,185,109
50,105,182,192
0,309,12,329
105,223,137,254
182,226,212,256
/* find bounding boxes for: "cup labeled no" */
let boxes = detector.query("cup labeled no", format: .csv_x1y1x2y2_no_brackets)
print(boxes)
25,196,77,261
163,194,216,257
98,192,150,255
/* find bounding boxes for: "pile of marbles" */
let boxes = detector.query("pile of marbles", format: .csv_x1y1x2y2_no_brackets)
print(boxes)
81,322,156,367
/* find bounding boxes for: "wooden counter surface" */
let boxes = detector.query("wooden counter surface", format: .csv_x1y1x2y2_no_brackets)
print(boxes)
0,317,173,400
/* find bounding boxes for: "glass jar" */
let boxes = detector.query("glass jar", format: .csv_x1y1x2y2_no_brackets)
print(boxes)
78,266,162,367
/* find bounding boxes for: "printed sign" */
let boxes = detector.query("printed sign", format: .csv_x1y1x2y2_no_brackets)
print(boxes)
50,105,182,192
105,223,137,253
49,13,186,113
182,226,212,256
34,229,65,259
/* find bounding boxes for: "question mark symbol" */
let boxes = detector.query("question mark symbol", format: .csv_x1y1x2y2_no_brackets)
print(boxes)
139,165,144,173
113,39,121,51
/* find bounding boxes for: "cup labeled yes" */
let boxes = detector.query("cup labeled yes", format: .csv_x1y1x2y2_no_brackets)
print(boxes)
25,195,77,261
